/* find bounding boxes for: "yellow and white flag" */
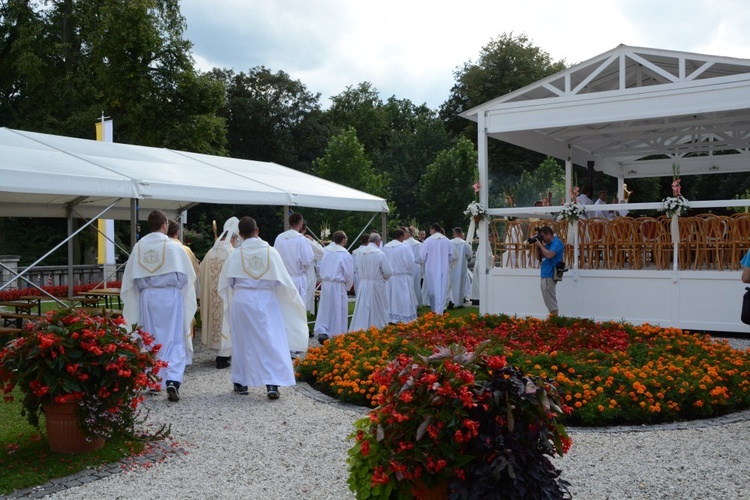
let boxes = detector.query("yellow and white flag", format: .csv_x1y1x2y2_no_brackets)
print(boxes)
96,117,115,267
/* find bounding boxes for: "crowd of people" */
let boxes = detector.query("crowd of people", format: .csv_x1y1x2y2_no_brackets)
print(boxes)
120,210,476,404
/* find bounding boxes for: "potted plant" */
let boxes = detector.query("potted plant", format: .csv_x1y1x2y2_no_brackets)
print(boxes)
347,343,572,499
0,309,165,453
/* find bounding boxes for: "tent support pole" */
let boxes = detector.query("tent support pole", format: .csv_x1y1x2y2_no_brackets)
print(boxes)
130,198,138,247
0,199,121,293
565,146,572,202
283,205,290,230
67,207,74,298
381,211,387,243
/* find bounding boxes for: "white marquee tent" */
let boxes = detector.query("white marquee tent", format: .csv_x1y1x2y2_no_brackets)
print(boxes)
0,127,389,220
460,45,750,333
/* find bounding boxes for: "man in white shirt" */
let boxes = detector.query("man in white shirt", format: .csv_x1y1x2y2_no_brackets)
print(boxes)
576,186,594,220
420,223,456,315
448,227,472,309
273,212,314,301
121,210,197,402
349,233,392,332
402,226,423,307
314,231,354,343
593,190,611,220
218,217,308,400
383,228,417,324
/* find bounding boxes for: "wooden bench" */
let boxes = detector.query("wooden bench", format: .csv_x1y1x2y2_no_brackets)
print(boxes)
65,296,101,308
0,312,41,328
0,326,23,338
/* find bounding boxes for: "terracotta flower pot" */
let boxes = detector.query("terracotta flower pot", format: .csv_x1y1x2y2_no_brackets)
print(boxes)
413,478,448,500
44,402,105,454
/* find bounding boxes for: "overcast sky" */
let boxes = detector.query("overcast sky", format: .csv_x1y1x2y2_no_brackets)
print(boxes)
180,0,750,110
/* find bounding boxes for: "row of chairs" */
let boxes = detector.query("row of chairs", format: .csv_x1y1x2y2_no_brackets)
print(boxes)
491,213,750,271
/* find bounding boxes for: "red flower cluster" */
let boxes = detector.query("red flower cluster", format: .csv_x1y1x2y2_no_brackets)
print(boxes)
0,308,163,439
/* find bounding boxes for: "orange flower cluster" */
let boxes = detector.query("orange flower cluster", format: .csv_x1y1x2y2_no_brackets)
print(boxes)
296,315,750,426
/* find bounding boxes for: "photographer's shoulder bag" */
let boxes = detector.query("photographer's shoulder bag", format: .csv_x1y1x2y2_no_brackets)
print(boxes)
742,287,750,325
553,261,566,282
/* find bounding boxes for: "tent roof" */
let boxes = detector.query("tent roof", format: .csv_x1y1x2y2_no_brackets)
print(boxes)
0,128,389,219
461,45,750,179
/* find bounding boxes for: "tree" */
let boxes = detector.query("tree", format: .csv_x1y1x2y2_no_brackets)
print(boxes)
310,127,390,240
327,82,388,156
439,33,567,200
419,137,478,231
213,66,327,171
0,0,227,153
379,97,452,224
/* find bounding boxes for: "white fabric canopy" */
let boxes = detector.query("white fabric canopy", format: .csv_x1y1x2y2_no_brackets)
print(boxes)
0,128,389,219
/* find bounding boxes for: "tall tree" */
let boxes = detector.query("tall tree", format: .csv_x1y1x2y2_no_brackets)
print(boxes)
440,33,566,199
213,66,327,171
0,0,226,153
311,127,390,239
379,96,452,224
327,82,388,156
419,137,477,231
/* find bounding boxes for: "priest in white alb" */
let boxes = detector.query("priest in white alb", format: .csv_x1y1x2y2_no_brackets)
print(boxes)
121,210,197,403
197,216,239,369
349,233,392,332
300,221,324,315
447,227,472,309
218,217,308,400
351,233,370,295
273,212,314,301
383,228,417,324
314,230,354,343
420,223,456,315
403,226,423,307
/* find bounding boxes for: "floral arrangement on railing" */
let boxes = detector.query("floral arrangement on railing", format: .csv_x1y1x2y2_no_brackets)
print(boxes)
464,200,487,221
556,201,585,222
661,163,690,218
320,223,331,243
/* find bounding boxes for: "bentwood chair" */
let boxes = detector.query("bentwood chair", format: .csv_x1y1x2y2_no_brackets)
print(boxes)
608,217,639,269
636,217,669,270
730,213,750,270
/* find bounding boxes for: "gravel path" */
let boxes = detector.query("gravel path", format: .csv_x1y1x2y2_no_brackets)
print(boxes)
8,335,750,499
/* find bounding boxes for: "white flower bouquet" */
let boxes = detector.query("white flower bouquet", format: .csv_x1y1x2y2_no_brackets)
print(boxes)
556,202,586,222
660,196,690,218
464,201,488,221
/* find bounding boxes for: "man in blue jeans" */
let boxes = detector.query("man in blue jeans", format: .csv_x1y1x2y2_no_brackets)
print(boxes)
530,226,564,316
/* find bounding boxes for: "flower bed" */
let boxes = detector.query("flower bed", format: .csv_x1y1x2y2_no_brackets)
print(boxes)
295,314,750,426
0,282,121,302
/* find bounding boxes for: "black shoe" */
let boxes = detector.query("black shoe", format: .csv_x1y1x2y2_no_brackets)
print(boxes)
447,301,454,310
471,300,479,306
166,381,180,402
317,334,329,344
266,385,279,400
233,383,249,395
216,356,231,369
308,331,314,338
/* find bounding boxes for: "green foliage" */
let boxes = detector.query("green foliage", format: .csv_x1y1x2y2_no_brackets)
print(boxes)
213,66,325,170
419,136,477,230
495,156,566,207
328,82,388,155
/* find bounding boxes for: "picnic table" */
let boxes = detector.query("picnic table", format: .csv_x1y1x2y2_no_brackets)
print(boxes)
82,288,122,309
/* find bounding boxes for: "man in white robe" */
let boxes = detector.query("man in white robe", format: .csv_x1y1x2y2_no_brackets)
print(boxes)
314,231,354,343
576,186,594,220
403,226,423,307
349,233,392,332
121,210,197,402
383,228,417,324
300,222,324,316
351,233,370,295
197,217,239,369
448,227,472,309
273,212,314,301
218,217,308,400
420,223,456,315
593,191,611,220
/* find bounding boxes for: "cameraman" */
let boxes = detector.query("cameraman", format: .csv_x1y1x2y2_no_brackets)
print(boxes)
529,226,564,317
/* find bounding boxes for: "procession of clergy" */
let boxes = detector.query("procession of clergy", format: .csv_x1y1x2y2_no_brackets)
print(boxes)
120,210,473,402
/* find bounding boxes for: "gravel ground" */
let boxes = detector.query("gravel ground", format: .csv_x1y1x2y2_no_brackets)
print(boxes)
10,335,750,500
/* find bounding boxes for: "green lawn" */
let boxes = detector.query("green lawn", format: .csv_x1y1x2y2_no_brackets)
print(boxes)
0,389,144,495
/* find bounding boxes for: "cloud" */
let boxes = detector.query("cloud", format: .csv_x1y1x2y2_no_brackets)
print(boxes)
181,0,749,110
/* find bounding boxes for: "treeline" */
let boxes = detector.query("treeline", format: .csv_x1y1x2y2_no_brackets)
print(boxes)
1,1,746,263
